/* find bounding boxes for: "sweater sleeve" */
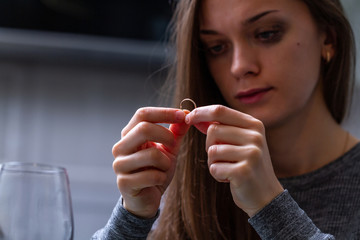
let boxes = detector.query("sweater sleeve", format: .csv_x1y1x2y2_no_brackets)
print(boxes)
91,197,159,240
248,190,335,240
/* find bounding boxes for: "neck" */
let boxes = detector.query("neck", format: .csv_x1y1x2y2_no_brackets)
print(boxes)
266,93,348,178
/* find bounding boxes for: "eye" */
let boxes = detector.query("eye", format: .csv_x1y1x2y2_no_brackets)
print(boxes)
258,30,277,39
207,44,227,56
256,30,281,42
209,45,223,54
255,25,284,43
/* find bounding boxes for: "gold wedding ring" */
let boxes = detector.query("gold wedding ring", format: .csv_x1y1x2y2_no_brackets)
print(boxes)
180,98,197,112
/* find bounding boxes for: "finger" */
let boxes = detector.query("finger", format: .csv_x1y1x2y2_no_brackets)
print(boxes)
193,122,212,135
117,169,168,196
122,107,186,137
208,161,233,183
186,105,263,131
207,144,261,166
113,122,175,156
113,147,173,174
169,121,190,138
206,124,263,151
209,160,249,184
166,122,191,155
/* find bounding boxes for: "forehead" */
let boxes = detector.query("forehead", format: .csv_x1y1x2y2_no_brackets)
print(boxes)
199,0,310,27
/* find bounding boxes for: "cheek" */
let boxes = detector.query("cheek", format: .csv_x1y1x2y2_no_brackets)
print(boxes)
295,43,322,79
264,40,323,114
271,39,322,88
208,60,232,94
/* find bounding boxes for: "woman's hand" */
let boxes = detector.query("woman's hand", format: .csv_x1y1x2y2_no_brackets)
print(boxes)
185,105,283,217
112,107,189,218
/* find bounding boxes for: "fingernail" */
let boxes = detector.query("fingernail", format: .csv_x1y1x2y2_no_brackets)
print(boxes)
175,110,185,121
185,114,190,124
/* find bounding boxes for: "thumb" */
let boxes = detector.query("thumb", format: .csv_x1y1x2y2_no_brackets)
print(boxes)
193,122,212,135
168,119,190,155
169,121,190,140
169,110,190,139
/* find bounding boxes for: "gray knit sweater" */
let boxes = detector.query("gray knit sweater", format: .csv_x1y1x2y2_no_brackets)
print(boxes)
92,143,360,239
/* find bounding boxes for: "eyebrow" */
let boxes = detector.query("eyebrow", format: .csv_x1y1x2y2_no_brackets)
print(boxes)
245,10,279,25
200,9,279,35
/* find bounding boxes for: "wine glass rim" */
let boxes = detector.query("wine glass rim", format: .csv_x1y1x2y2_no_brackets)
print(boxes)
0,161,66,174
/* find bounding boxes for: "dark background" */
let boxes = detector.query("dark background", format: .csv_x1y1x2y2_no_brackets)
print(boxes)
0,0,173,41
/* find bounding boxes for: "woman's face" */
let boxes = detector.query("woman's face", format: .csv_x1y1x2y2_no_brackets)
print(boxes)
199,0,328,128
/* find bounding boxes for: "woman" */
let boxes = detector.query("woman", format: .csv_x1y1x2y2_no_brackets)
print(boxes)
93,0,359,239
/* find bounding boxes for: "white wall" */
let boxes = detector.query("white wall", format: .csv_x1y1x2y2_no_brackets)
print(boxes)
0,45,166,239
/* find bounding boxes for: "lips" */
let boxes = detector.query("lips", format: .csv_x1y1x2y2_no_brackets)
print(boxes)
235,87,273,104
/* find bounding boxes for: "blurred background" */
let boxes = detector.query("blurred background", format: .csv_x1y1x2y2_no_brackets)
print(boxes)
0,0,358,239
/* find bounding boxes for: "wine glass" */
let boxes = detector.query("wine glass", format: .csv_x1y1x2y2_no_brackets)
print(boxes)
0,162,74,240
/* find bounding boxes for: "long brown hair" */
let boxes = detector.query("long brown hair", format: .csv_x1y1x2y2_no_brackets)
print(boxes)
301,0,356,123
150,0,356,239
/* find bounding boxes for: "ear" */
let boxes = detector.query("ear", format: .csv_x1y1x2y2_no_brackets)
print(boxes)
321,27,336,63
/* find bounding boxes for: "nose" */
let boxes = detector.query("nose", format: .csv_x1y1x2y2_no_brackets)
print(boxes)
230,44,260,80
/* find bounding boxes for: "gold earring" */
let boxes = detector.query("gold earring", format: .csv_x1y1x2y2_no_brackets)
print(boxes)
326,51,331,63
